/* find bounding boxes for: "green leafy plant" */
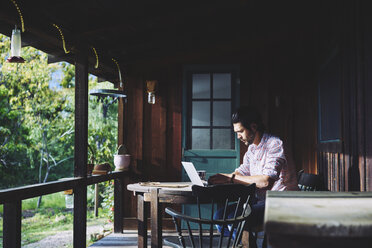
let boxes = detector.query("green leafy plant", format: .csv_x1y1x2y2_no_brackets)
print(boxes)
116,144,129,155
100,180,114,222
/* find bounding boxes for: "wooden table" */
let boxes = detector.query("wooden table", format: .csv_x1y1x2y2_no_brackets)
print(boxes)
127,182,195,248
264,191,372,248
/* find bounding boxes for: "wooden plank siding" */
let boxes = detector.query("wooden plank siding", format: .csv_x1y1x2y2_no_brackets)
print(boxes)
122,74,145,218
318,151,345,192
316,0,372,192
120,65,182,217
117,0,372,217
363,0,372,191
119,13,320,217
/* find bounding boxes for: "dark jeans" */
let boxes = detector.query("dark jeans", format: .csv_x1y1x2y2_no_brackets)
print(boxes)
214,200,265,238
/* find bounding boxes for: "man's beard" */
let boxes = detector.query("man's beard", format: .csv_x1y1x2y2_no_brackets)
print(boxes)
246,131,256,145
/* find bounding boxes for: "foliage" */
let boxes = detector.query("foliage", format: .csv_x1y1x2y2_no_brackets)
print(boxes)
88,80,118,167
87,80,117,216
117,144,129,155
100,180,114,222
60,62,75,88
0,34,74,188
0,34,118,191
0,32,117,220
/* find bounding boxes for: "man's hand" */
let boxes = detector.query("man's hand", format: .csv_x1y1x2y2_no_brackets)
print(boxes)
208,173,232,185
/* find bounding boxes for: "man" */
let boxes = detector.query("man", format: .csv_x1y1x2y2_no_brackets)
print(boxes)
208,106,298,245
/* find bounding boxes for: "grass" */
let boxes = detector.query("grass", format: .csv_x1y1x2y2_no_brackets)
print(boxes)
0,190,111,247
20,210,110,246
21,210,74,244
22,192,67,210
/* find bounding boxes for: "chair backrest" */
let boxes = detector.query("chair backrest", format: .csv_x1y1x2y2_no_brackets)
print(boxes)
165,183,256,248
297,170,324,191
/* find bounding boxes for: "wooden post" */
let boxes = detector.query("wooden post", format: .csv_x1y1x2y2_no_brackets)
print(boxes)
137,194,148,248
114,178,124,233
3,201,21,248
73,48,88,248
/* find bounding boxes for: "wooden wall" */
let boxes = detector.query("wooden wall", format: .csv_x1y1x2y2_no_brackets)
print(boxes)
118,0,372,217
316,0,372,192
118,64,183,217
240,1,319,174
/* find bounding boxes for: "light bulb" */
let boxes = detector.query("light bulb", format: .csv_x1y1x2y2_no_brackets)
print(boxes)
6,26,25,63
11,28,21,57
148,92,155,104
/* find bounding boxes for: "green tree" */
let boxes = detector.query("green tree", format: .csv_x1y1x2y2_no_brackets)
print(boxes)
1,33,118,213
0,34,74,189
88,80,118,166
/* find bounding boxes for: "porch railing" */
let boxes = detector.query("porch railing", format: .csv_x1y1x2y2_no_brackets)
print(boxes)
0,171,126,248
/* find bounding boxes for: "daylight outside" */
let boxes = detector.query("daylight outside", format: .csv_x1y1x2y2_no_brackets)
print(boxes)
0,34,119,247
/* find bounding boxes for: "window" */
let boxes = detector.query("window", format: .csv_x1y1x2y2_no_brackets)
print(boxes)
188,72,235,149
318,49,341,143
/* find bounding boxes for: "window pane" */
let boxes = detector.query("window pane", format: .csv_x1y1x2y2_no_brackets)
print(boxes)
213,101,231,126
318,54,341,142
192,74,210,98
192,101,210,126
192,129,210,149
213,73,231,99
213,129,232,149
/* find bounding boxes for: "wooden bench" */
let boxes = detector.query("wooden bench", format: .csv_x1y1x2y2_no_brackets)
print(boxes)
264,191,372,248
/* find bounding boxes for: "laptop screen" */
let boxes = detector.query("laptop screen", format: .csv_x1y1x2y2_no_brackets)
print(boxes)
181,162,204,186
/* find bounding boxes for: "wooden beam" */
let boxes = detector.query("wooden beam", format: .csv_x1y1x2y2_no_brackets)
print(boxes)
0,178,81,204
114,178,125,233
74,49,88,177
74,48,89,247
3,201,21,248
0,172,126,204
0,5,117,83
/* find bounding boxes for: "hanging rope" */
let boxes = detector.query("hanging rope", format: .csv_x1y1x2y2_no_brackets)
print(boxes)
9,0,24,32
91,47,99,69
52,23,70,54
112,58,123,88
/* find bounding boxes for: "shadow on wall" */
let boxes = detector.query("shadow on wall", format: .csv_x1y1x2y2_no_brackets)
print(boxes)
348,155,361,191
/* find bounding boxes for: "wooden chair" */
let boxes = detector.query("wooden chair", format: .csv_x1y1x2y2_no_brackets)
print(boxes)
165,183,256,248
297,169,325,191
246,225,266,248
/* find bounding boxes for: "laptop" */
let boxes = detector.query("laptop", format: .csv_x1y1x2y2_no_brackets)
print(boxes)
181,161,208,186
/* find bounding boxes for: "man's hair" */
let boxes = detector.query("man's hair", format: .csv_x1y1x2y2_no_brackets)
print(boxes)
232,106,266,132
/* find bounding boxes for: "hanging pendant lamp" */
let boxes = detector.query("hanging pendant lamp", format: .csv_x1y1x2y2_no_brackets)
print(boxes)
6,26,25,63
146,80,157,104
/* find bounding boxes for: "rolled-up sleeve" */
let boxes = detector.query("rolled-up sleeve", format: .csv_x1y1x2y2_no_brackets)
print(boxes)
262,139,286,180
235,151,250,176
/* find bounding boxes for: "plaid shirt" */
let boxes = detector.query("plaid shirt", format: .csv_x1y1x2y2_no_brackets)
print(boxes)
235,133,298,201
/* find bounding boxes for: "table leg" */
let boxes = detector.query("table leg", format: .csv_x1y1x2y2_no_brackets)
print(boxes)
151,188,162,248
137,194,148,248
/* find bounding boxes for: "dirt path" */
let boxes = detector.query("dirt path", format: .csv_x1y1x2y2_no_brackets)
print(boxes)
23,223,112,248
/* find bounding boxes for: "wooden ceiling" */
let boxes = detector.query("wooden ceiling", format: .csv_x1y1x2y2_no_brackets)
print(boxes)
0,0,315,84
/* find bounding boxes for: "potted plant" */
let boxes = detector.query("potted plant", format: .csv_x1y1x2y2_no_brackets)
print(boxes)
114,144,131,171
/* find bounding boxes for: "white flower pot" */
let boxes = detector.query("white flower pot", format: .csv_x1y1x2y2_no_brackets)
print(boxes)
114,154,131,171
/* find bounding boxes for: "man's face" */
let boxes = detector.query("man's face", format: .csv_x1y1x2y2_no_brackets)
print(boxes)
233,122,256,146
